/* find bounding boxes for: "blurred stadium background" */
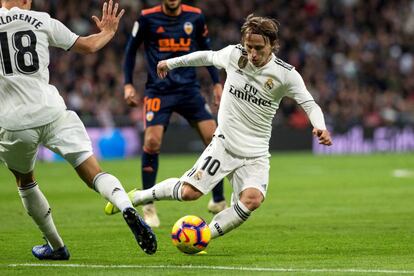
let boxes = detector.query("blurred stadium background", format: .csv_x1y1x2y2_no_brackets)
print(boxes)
1,1,414,273
32,0,414,159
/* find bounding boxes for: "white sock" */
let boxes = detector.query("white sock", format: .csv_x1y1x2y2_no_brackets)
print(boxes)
18,182,64,250
209,200,251,239
132,178,181,205
93,173,132,212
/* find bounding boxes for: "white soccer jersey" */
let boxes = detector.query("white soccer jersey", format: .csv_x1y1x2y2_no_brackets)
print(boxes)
0,7,79,130
167,44,326,157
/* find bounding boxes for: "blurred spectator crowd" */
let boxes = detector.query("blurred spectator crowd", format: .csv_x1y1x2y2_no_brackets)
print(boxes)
34,0,414,132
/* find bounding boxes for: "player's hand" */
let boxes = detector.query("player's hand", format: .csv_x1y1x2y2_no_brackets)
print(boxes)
212,83,223,106
92,0,125,34
124,84,140,107
157,60,170,79
312,128,333,146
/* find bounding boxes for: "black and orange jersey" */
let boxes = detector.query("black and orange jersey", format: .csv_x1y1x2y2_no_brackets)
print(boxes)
124,4,219,93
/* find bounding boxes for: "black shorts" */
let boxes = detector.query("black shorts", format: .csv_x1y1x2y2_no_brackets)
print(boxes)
143,89,213,128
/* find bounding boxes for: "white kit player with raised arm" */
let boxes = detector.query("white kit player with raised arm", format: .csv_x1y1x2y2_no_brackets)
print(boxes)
0,0,157,260
0,7,77,132
111,15,332,244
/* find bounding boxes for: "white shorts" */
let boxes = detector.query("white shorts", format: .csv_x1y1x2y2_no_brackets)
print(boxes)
0,111,93,173
180,136,270,203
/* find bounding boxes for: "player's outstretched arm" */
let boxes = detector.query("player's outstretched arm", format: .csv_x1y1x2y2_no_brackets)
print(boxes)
157,51,216,80
157,60,170,79
313,128,333,146
72,0,125,54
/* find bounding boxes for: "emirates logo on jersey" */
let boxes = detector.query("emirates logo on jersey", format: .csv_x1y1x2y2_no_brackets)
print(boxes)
229,84,272,107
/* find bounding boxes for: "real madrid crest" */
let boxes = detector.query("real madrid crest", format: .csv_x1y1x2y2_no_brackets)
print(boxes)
194,170,203,181
264,78,274,90
184,22,193,35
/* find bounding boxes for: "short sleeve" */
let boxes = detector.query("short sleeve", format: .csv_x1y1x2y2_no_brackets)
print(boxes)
48,18,79,50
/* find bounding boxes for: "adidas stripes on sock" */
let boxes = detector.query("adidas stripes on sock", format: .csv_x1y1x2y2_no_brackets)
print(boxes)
132,178,181,205
18,182,65,250
93,172,133,212
209,200,251,239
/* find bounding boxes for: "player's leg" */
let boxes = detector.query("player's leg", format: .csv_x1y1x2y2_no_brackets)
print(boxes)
140,124,164,227
0,127,68,260
45,111,157,254
11,169,70,260
129,178,204,205
74,156,133,212
133,94,174,227
74,156,157,254
179,91,226,213
208,156,269,239
195,119,226,213
137,94,178,226
103,125,165,220
209,188,263,239
130,135,237,208
42,112,133,213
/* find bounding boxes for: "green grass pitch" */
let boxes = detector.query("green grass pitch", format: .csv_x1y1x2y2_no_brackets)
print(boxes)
0,153,413,275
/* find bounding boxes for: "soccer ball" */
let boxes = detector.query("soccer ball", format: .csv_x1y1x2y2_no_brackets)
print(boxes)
171,215,211,254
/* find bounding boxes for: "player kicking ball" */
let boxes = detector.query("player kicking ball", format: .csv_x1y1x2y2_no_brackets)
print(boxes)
0,0,156,259
105,14,332,242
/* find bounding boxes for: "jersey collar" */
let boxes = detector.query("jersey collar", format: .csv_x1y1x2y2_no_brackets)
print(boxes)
249,53,275,72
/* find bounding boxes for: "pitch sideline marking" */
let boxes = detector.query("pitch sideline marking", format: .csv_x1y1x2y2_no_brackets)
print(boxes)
5,263,414,274
393,169,414,178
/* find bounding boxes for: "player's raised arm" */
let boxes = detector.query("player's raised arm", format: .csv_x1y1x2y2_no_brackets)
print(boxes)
156,51,213,79
72,0,125,54
157,53,222,103
157,46,234,79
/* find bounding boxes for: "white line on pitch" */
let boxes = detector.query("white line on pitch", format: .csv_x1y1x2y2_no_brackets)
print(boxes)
393,169,414,178
6,264,414,274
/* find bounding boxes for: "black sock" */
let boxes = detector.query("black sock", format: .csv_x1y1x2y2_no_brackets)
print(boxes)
212,179,225,202
141,150,159,193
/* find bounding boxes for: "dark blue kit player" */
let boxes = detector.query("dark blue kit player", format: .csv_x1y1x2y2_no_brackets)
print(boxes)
110,0,227,226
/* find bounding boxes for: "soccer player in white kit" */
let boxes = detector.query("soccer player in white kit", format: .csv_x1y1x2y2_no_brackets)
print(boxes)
0,0,156,259
106,14,333,242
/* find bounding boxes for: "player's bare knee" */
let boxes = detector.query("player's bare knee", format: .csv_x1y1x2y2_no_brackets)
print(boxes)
181,183,203,201
243,198,262,211
10,169,35,187
144,137,161,153
240,189,264,211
